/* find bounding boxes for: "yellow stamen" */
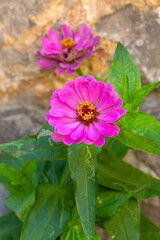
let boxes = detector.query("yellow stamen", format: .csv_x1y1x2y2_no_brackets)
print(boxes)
77,101,97,124
60,38,74,50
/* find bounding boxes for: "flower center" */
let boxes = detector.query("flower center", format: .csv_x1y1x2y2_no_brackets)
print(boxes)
77,101,97,125
60,38,74,51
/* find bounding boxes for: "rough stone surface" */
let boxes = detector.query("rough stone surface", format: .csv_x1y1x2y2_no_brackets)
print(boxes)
1,0,160,108
0,104,47,143
0,0,160,239
0,184,10,216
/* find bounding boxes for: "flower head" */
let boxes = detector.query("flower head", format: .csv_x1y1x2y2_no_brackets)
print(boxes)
36,24,101,75
46,76,126,147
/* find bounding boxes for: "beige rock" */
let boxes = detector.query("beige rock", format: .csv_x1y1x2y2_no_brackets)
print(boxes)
0,0,160,107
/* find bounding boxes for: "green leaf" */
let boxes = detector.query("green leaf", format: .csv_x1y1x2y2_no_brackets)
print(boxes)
6,190,36,222
96,190,130,220
108,42,141,103
21,184,74,240
104,198,140,240
0,163,23,185
76,68,83,76
44,160,70,185
0,212,22,240
0,153,25,169
104,139,128,160
124,81,160,112
20,160,37,181
94,76,103,82
118,112,160,156
68,143,100,240
98,149,160,199
60,208,100,240
140,214,160,240
0,161,38,222
0,123,67,162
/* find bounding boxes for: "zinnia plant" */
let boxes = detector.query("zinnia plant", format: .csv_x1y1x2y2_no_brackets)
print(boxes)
36,24,100,75
46,76,126,146
0,38,160,240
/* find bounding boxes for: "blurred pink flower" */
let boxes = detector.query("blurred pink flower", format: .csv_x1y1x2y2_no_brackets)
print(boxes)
36,24,101,75
46,76,126,147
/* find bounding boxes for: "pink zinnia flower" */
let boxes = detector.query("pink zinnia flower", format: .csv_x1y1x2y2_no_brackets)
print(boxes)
36,24,100,75
46,76,126,146
46,76,126,147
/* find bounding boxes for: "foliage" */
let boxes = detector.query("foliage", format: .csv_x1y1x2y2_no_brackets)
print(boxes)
0,42,160,240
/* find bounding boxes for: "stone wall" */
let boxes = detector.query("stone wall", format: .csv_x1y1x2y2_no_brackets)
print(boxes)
0,0,160,239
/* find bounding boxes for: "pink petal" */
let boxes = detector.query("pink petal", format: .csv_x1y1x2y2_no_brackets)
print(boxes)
48,117,59,127
105,124,120,137
75,77,90,101
93,122,110,135
89,80,100,104
52,89,60,98
75,77,85,100
49,98,77,118
56,121,80,135
48,116,75,127
60,63,70,68
65,86,81,102
45,113,51,121
73,30,80,42
74,40,87,51
70,62,80,70
51,132,63,142
117,108,126,117
84,51,92,59
61,24,73,38
47,29,61,44
84,136,94,145
110,91,119,106
97,111,120,123
85,39,94,48
66,81,75,88
98,82,106,99
63,135,74,145
88,124,100,141
58,87,78,109
101,99,123,113
105,83,114,91
36,58,58,70
113,124,120,136
93,36,100,46
98,91,120,112
50,96,60,106
94,134,105,147
66,69,75,75
75,128,87,144
78,126,91,144
41,38,62,53
97,91,110,111
86,75,95,82
75,58,85,64
56,67,65,75
80,24,90,33
70,123,84,140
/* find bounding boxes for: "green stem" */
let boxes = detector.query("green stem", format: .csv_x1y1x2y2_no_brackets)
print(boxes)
76,67,83,76
60,169,70,187
105,138,114,150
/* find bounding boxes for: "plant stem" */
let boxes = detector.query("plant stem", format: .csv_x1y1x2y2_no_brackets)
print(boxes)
60,168,70,187
76,67,83,76
105,138,114,150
